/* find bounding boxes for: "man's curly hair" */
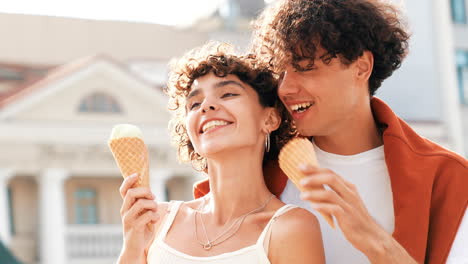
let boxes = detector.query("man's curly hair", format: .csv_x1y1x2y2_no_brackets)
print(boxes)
251,0,410,95
166,43,296,171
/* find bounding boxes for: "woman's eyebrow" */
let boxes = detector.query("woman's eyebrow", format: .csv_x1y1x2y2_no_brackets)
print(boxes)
187,80,244,100
187,89,201,100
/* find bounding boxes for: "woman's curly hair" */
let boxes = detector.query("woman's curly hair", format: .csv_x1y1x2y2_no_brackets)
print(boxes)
251,0,410,95
166,42,296,171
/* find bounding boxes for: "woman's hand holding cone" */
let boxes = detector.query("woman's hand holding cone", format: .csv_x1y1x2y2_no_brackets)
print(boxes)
117,173,159,264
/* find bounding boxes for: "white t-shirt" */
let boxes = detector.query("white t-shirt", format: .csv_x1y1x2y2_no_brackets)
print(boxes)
280,141,468,263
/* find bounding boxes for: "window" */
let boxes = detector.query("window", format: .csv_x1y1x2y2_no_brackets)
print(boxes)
74,188,98,224
78,92,122,113
7,187,15,235
451,0,467,24
456,50,468,105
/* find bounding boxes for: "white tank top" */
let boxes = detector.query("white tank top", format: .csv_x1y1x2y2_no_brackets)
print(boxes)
147,201,298,264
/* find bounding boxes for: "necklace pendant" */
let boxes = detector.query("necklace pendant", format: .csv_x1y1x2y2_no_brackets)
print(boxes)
203,242,212,250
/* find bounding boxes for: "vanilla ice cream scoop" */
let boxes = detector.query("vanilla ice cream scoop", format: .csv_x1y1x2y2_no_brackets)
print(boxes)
109,124,144,140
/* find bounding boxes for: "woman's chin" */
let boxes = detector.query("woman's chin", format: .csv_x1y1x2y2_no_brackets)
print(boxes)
197,138,258,159
198,148,226,158
198,144,237,158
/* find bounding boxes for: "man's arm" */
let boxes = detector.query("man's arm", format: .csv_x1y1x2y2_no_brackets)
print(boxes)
299,165,418,264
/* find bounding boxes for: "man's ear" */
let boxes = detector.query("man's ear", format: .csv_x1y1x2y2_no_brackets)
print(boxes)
356,50,374,81
264,108,281,133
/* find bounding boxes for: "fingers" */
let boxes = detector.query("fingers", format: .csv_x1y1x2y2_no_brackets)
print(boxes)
122,199,158,229
119,173,139,198
134,210,160,230
301,188,344,204
124,209,159,233
299,165,356,202
121,187,155,217
310,202,345,220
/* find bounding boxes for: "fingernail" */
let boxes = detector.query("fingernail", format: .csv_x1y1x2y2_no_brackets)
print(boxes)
129,173,138,178
300,178,308,185
299,164,308,170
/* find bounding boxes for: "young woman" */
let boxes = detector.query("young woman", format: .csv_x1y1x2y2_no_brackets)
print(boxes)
117,43,325,264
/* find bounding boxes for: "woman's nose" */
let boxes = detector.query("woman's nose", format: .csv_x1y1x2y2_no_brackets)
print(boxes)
201,101,218,113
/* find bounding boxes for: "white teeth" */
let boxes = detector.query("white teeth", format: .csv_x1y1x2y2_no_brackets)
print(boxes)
290,102,313,112
201,120,230,133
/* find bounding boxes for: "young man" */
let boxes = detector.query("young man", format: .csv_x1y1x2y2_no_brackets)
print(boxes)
194,0,467,263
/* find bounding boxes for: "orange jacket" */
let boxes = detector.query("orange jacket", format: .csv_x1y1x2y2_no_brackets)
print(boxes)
193,97,468,264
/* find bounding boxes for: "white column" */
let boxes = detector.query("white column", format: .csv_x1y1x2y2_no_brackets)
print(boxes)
38,168,69,264
0,168,14,245
149,168,171,202
432,0,465,156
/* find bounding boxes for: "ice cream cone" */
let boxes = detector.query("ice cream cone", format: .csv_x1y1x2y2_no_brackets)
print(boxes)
108,124,152,231
279,137,335,228
108,137,150,187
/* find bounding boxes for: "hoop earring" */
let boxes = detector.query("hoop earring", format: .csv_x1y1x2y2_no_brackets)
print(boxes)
265,133,270,153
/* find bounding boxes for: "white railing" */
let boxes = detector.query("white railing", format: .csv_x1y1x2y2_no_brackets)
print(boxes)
66,224,122,263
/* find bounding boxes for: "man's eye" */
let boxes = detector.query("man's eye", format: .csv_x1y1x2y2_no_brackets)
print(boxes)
221,93,238,98
189,102,200,110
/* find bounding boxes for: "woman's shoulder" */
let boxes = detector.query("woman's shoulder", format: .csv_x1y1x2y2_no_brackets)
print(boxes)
182,197,204,209
262,201,322,242
151,200,197,240
273,205,321,233
156,199,198,217
157,201,171,211
151,201,171,231
152,200,188,228
268,205,325,263
157,198,204,221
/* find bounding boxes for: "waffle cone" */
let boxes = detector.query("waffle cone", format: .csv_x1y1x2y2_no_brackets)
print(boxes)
279,138,335,228
108,137,150,187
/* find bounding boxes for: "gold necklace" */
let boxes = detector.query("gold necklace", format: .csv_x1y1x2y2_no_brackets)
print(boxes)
194,194,274,250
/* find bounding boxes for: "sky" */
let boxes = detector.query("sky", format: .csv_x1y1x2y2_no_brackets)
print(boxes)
0,0,227,26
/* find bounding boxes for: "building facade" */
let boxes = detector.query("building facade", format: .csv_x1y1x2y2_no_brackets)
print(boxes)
0,13,212,263
452,0,468,154
0,0,467,263
374,0,466,156
0,56,202,264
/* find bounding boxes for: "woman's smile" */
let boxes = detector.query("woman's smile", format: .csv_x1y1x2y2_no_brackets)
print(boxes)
199,119,234,135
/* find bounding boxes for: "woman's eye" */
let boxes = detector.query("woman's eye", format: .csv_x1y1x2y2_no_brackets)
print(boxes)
221,93,238,98
189,102,200,110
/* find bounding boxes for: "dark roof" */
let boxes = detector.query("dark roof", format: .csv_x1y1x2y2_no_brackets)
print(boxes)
0,54,157,109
